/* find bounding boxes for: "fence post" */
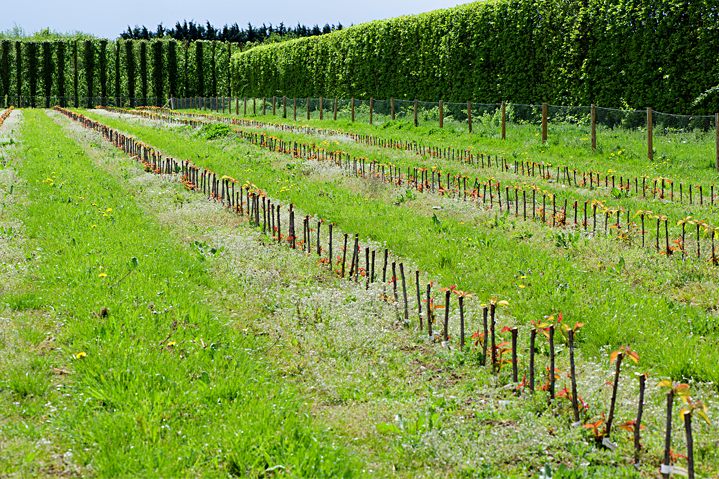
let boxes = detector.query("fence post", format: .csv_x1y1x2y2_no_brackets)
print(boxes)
439,100,444,128
334,98,338,120
244,97,247,115
369,98,373,125
236,97,239,115
351,98,355,122
253,98,256,115
414,99,418,127
591,103,596,150
391,97,395,120
542,103,548,143
306,97,310,120
715,113,718,172
293,98,297,121
467,101,472,133
283,96,287,118
501,101,506,139
319,97,323,120
647,107,653,161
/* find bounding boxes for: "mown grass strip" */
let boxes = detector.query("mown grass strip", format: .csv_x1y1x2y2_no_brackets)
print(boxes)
0,110,356,478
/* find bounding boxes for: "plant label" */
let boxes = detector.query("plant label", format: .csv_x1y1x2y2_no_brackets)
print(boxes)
601,437,617,450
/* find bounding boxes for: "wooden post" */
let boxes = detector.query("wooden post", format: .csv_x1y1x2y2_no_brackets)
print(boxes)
458,296,465,349
715,113,718,172
414,99,418,127
501,101,506,139
319,97,323,120
467,101,472,133
662,390,674,479
351,98,355,122
634,374,646,464
605,353,623,436
283,96,287,118
548,325,555,401
591,103,596,150
369,98,373,125
334,98,338,120
439,100,444,128
253,97,256,115
306,97,310,120
391,97,395,120
542,102,548,143
442,289,450,343
568,330,580,423
647,107,653,161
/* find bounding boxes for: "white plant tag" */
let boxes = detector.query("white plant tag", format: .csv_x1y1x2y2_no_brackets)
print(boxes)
660,464,673,474
672,466,689,477
601,437,617,450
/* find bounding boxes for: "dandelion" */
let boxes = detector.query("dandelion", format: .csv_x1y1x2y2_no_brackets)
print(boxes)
75,352,87,359
99,273,107,278
167,341,176,347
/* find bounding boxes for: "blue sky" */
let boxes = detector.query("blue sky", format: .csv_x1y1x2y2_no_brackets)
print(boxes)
3,0,478,39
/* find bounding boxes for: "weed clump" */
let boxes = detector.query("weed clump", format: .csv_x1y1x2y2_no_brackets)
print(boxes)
200,123,231,140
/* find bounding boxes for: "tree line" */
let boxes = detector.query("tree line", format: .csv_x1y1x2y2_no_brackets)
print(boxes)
120,20,344,44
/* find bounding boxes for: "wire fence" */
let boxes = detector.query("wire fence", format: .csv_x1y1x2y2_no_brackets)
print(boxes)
6,92,716,166
176,96,716,134
3,95,167,109
170,95,719,167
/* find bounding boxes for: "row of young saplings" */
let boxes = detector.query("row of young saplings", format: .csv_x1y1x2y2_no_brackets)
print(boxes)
105,105,719,265
0,106,14,129
59,106,710,478
131,105,719,211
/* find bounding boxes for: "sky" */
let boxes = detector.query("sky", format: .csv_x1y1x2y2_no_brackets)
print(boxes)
2,0,478,39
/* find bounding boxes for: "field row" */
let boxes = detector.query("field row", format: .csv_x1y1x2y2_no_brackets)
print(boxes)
112,107,719,268
60,106,719,477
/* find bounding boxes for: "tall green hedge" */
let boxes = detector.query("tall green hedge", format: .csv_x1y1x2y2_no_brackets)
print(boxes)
42,42,53,107
57,41,66,107
0,41,9,101
99,40,108,104
14,42,22,104
152,41,164,105
0,38,233,107
167,40,178,98
83,40,95,107
139,41,148,105
231,0,719,114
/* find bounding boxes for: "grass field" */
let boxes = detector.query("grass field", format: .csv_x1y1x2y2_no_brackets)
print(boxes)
1,106,718,477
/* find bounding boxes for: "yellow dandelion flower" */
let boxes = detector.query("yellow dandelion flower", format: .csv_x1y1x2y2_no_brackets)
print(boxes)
75,352,87,359
99,273,107,278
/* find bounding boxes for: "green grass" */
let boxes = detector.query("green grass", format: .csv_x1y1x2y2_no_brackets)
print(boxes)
0,109,357,477
70,108,719,477
175,104,719,187
81,110,719,386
